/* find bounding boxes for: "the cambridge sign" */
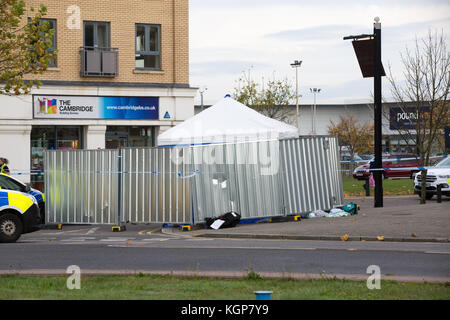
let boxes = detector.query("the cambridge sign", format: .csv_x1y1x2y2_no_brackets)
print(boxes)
33,95,159,120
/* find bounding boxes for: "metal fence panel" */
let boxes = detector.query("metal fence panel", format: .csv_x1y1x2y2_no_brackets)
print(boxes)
45,149,119,225
279,136,344,214
190,143,234,223
44,136,344,225
120,147,192,224
190,140,284,222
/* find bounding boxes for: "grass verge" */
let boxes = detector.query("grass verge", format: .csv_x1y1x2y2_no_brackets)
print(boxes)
0,274,449,300
343,177,415,197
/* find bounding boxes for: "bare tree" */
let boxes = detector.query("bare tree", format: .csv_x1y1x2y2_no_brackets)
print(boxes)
387,30,449,204
233,69,296,123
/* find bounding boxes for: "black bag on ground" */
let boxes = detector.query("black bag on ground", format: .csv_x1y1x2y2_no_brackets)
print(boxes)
205,211,241,229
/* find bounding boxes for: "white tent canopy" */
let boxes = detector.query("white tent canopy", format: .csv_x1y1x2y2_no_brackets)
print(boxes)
157,96,299,146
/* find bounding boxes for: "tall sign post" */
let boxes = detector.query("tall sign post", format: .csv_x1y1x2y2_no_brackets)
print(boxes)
373,17,383,207
344,17,385,207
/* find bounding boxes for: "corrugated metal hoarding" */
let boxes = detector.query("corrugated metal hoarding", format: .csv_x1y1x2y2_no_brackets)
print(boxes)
44,137,344,225
45,149,119,224
189,140,284,223
280,137,344,214
119,147,192,224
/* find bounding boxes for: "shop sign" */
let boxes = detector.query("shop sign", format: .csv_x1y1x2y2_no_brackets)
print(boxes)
389,106,429,130
33,95,159,119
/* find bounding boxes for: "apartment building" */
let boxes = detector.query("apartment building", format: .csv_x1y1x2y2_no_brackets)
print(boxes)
0,0,197,189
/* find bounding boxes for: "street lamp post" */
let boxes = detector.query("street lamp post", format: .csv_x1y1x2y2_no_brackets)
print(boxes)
343,17,385,208
199,86,207,112
310,88,321,135
290,60,302,135
373,17,383,208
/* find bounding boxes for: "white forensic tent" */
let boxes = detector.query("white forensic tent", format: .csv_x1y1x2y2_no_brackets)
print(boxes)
158,96,299,146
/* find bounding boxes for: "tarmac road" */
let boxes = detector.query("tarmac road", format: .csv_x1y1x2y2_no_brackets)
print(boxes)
1,226,449,282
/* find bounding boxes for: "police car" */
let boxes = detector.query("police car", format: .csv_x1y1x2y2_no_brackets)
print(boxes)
0,173,43,242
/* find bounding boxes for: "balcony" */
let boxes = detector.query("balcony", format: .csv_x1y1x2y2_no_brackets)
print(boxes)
80,47,118,77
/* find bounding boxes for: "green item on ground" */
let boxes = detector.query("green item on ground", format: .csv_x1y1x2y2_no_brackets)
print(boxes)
341,202,358,215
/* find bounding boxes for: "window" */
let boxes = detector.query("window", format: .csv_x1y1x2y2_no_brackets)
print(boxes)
135,24,161,69
42,19,57,67
105,126,155,149
30,126,82,191
29,18,57,67
0,175,26,193
84,21,110,48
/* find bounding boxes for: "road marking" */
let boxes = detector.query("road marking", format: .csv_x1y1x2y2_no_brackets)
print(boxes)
40,229,88,235
86,228,99,235
19,238,57,242
138,229,160,235
99,238,135,242
425,251,450,255
141,238,170,242
128,245,318,250
61,237,96,242
56,229,89,234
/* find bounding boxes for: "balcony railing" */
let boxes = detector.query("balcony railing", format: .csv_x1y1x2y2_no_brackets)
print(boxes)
80,46,118,77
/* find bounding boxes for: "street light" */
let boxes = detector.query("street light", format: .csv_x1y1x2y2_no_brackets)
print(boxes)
310,88,321,135
199,86,207,111
290,60,302,135
344,17,385,208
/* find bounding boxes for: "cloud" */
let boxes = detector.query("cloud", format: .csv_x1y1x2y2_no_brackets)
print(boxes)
189,1,450,104
265,24,367,42
383,17,450,42
190,60,271,77
191,0,450,9
265,17,450,43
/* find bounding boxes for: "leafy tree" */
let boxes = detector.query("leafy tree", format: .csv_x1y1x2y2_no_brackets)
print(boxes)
328,113,374,158
386,30,449,204
233,70,296,123
0,0,56,95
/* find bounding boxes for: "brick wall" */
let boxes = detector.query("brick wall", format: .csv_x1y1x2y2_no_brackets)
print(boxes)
23,0,189,84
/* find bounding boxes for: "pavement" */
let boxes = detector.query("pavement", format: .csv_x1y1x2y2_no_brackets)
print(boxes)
165,196,450,243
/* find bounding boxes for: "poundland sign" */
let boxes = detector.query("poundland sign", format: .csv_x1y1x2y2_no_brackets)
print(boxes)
389,106,429,130
33,95,159,119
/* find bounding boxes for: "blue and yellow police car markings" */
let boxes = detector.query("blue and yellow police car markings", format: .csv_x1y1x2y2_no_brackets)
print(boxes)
0,190,34,213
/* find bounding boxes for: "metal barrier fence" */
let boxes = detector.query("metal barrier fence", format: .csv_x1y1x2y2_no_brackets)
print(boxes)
280,137,344,214
119,147,192,224
44,136,344,225
189,140,285,223
45,149,119,225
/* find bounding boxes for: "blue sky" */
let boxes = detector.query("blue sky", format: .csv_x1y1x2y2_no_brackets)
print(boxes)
189,0,450,105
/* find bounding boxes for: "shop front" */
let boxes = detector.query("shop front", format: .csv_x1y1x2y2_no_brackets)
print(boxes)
30,126,83,191
105,126,155,149
0,84,196,191
28,94,161,191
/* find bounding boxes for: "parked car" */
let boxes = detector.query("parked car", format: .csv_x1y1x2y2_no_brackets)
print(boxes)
0,176,41,243
414,156,450,200
353,153,421,180
358,154,374,161
0,173,45,224
341,153,364,162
